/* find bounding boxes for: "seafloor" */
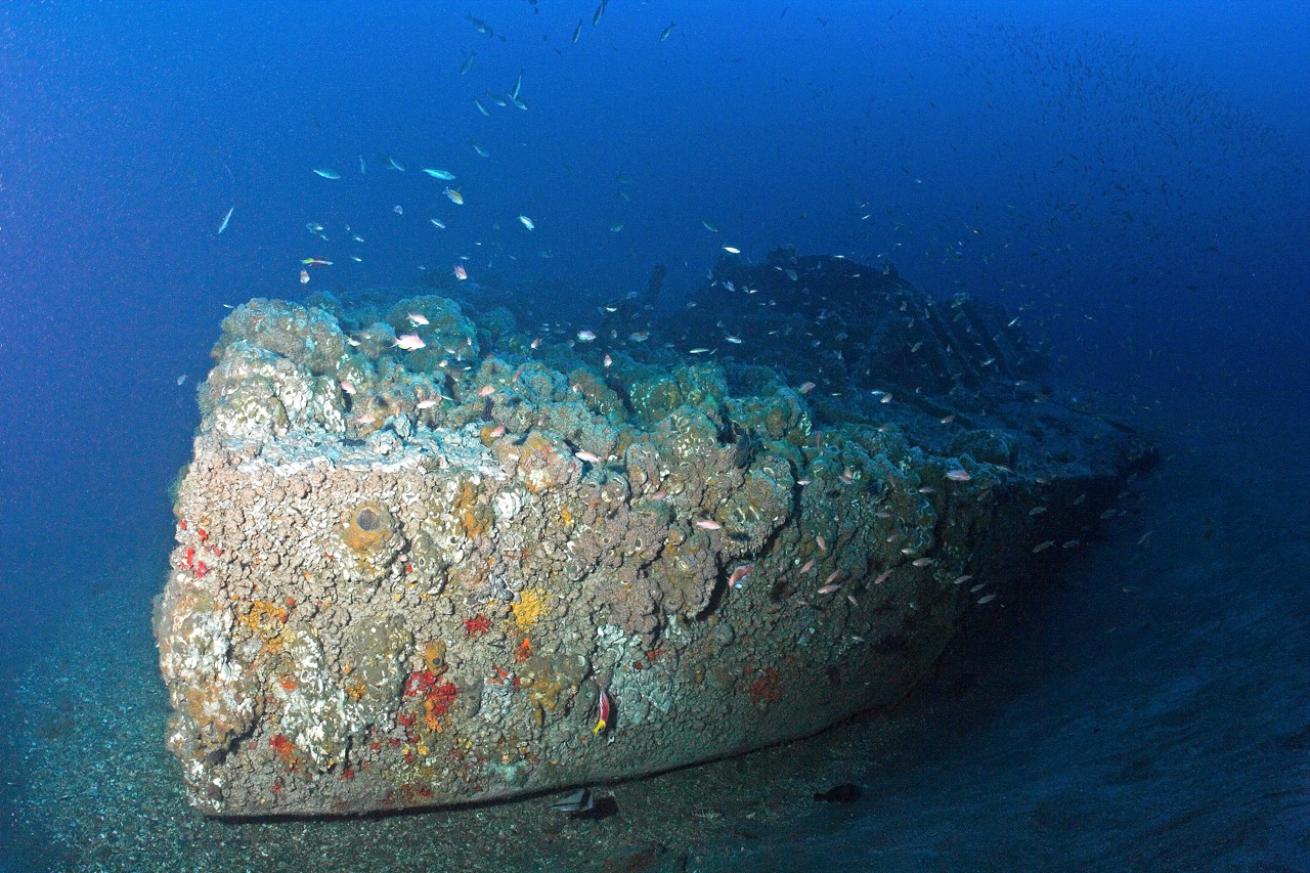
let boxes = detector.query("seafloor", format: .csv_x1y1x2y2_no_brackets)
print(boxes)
2,394,1306,872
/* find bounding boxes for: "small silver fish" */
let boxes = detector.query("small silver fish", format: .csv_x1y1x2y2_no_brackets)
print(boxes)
465,14,494,37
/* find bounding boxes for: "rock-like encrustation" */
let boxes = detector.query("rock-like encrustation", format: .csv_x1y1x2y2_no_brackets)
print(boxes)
155,257,1153,816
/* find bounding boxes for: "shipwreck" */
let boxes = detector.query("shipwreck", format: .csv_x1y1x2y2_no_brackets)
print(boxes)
155,253,1153,815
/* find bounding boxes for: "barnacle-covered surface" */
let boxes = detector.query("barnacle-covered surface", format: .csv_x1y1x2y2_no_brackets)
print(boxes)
155,256,1154,816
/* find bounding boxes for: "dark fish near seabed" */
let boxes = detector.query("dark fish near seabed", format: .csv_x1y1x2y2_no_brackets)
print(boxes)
813,783,862,803
550,787,594,814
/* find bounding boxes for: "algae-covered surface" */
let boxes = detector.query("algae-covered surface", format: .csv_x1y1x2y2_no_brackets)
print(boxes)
151,258,1151,818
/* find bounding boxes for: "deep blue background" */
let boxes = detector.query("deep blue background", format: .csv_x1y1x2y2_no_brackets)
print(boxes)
0,1,1306,672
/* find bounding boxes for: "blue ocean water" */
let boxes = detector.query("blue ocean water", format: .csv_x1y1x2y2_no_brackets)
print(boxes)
1,2,1307,871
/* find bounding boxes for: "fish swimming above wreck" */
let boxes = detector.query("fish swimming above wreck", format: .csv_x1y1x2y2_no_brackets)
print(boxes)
154,255,1155,816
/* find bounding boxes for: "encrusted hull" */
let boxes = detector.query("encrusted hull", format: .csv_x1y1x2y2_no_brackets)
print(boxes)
156,262,1152,816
